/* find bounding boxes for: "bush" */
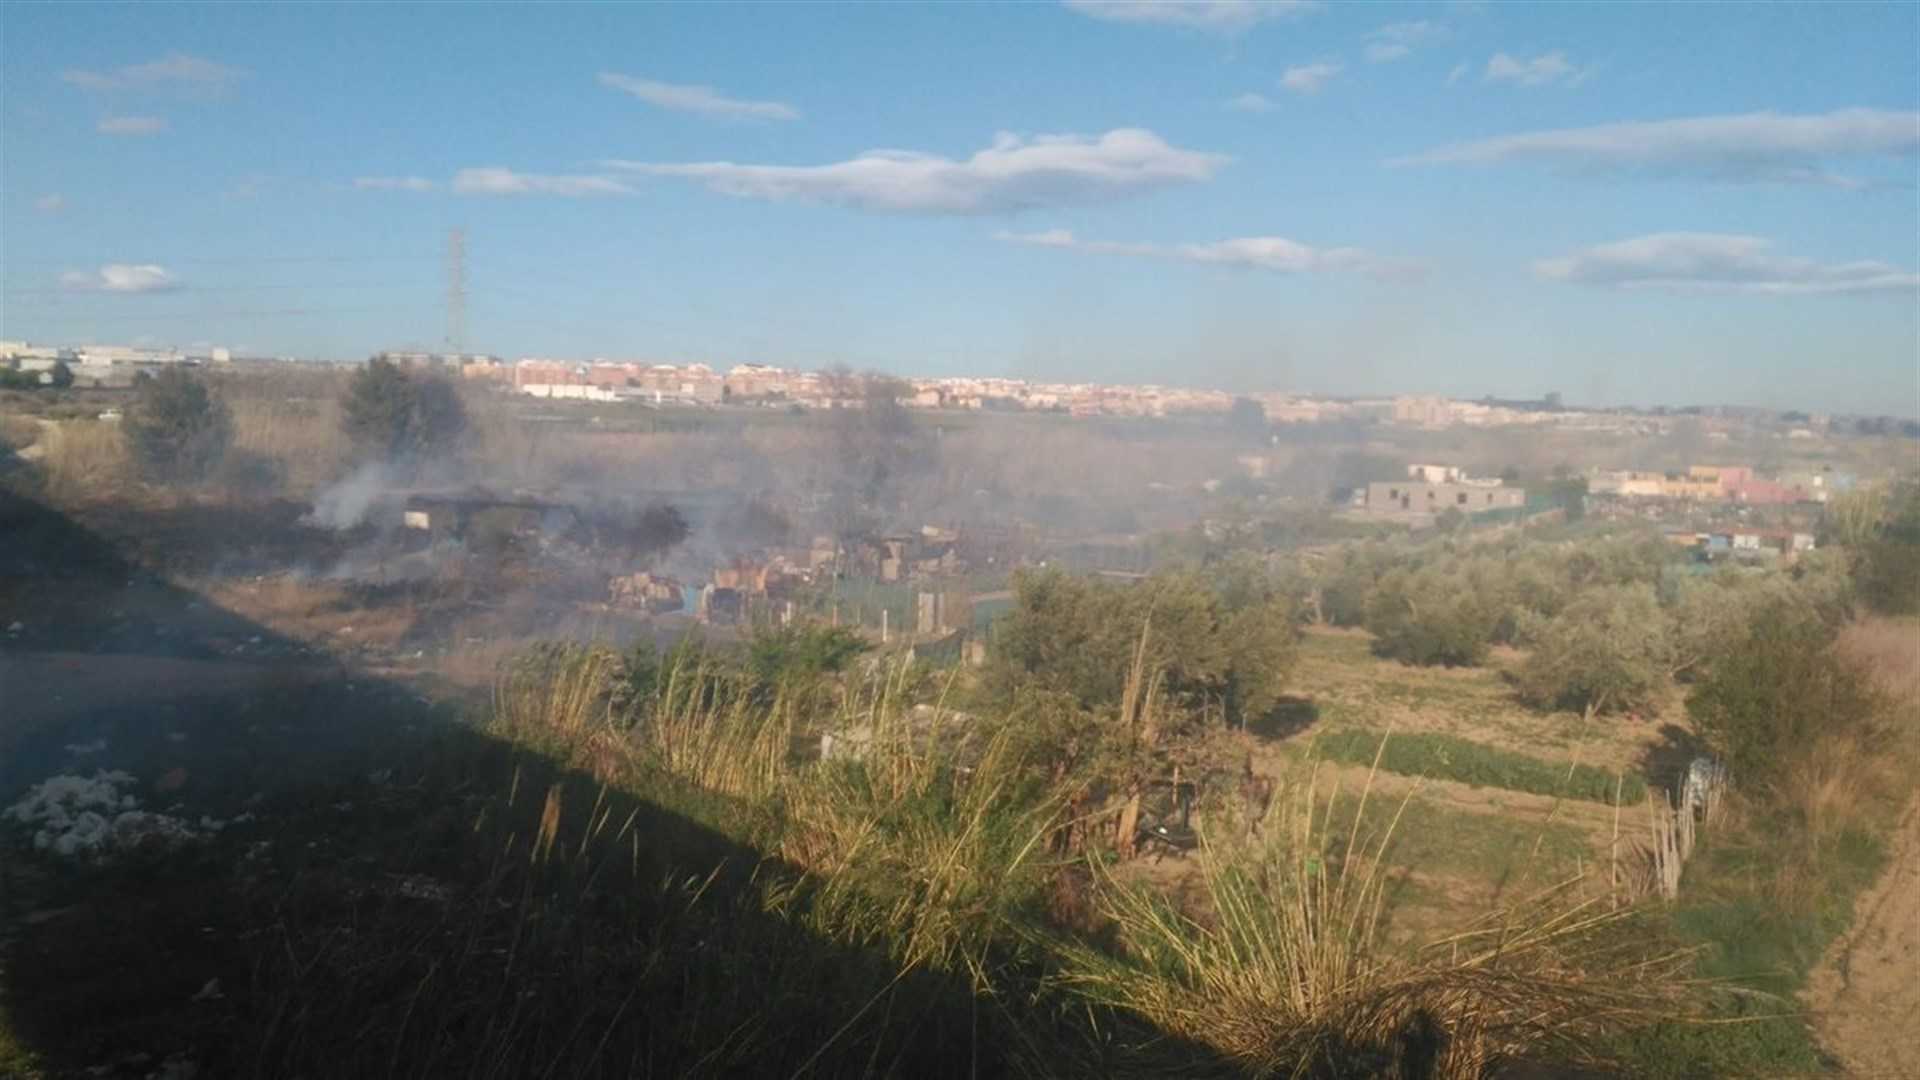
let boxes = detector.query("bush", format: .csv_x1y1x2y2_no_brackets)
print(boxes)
1855,481,1920,615
123,367,233,485
1516,584,1671,715
340,358,467,466
1362,568,1502,666
747,624,872,687
1685,602,1885,788
990,567,1298,726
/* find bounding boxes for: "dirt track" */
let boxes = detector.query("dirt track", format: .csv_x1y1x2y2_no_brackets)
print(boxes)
1804,796,1920,1078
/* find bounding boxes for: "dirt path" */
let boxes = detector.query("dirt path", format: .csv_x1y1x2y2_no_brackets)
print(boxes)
1804,796,1920,1077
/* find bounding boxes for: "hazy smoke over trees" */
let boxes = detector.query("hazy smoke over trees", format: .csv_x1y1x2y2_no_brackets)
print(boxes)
341,359,468,472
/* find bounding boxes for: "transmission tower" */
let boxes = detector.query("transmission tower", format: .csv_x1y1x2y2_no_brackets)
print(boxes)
446,227,467,354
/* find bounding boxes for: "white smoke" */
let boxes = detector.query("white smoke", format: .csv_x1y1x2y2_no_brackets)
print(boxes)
306,462,393,530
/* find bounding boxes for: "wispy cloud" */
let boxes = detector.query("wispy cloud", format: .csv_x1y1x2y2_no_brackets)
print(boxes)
97,115,168,136
1446,62,1470,86
1280,61,1343,94
1396,108,1920,186
1062,0,1319,32
63,53,243,93
597,73,799,120
451,168,634,197
1365,20,1446,63
1535,233,1919,295
1227,92,1278,113
606,129,1227,215
1484,51,1593,87
60,264,180,293
998,228,1421,280
34,194,67,213
354,176,437,192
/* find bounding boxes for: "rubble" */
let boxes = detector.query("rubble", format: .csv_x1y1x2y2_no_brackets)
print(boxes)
4,770,240,860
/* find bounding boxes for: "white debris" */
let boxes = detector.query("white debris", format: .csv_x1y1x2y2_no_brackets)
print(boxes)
391,874,454,903
4,771,213,859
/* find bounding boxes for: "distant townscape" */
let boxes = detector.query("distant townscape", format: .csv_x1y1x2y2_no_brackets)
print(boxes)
3,339,1915,438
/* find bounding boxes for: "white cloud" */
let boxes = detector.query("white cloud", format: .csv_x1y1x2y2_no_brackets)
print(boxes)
35,194,66,213
98,115,168,136
606,128,1227,215
1484,51,1591,87
1396,108,1920,186
1365,20,1445,63
1534,233,1920,295
1446,62,1470,86
1280,61,1343,94
1062,0,1319,32
597,73,799,120
998,228,1420,280
63,53,243,92
1004,228,1080,248
1227,92,1277,113
354,176,437,192
451,167,634,197
60,264,179,293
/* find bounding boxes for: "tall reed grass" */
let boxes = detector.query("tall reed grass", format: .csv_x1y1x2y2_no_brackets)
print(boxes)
1055,755,1697,1077
488,636,1704,1077
218,368,352,493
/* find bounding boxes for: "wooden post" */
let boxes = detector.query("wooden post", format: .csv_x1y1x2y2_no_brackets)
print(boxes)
1611,772,1623,908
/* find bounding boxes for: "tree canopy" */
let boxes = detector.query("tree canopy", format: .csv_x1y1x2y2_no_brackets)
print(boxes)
1515,584,1670,716
989,567,1298,728
340,358,468,466
124,367,233,485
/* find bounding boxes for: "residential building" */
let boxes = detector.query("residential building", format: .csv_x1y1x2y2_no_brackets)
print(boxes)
1365,481,1526,515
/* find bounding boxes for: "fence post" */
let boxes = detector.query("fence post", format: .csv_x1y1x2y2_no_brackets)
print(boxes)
1611,772,1624,908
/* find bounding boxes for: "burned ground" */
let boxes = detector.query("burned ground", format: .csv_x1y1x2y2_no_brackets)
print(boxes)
0,491,1237,1079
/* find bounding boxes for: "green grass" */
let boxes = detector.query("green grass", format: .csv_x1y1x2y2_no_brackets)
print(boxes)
1313,728,1649,806
1310,786,1593,897
1609,798,1898,1077
0,1010,41,1080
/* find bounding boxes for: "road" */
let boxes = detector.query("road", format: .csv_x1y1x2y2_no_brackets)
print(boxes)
1804,796,1920,1077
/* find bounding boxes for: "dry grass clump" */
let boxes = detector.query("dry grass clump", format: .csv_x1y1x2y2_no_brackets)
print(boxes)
779,710,1063,983
1839,615,1920,706
41,419,134,503
0,412,42,451
1056,758,1697,1078
220,370,352,493
1745,615,1920,914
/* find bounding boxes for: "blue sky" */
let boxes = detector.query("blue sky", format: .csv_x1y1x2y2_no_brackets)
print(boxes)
3,0,1916,413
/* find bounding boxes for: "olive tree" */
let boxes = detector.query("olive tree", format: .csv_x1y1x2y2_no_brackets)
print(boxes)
1516,584,1671,716
1362,567,1503,667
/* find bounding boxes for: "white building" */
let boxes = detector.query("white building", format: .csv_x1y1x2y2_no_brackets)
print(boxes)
520,383,616,402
